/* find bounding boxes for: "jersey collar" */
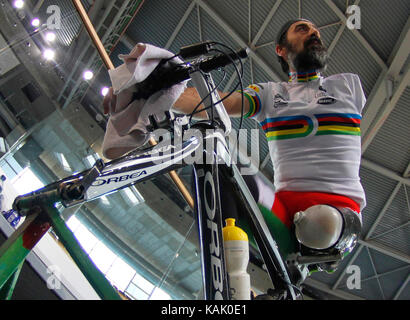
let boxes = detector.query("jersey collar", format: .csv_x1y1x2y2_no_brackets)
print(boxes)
288,70,321,83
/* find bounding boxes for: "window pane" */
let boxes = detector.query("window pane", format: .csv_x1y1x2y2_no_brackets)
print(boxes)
88,242,117,274
132,272,154,293
11,167,44,194
106,258,136,291
73,224,98,254
126,282,149,300
66,215,81,233
150,287,171,300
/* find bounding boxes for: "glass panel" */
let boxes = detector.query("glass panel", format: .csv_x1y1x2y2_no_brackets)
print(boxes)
66,215,81,233
150,287,172,300
125,282,149,301
0,0,200,300
10,167,44,194
88,241,117,274
105,258,136,292
132,272,155,294
72,224,99,254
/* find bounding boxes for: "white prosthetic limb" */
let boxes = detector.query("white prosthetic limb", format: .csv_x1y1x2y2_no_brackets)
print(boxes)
293,205,344,250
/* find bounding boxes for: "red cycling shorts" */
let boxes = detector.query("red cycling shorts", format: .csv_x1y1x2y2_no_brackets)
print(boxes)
272,191,361,229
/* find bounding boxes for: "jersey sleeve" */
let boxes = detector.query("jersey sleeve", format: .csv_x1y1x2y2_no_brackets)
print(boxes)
343,74,367,114
241,83,266,122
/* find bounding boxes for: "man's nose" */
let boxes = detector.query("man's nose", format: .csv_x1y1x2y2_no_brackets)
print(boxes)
309,27,320,39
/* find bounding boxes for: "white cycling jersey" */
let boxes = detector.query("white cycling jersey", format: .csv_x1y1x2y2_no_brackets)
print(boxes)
243,72,367,210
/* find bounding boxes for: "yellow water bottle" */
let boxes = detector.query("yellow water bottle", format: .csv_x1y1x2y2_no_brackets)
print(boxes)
223,218,251,300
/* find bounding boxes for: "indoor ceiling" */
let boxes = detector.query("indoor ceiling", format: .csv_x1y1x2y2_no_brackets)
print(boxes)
0,0,409,300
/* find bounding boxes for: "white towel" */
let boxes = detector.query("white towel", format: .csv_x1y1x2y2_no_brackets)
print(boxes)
102,43,186,160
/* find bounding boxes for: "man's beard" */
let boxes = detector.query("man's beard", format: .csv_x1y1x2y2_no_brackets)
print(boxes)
287,35,329,73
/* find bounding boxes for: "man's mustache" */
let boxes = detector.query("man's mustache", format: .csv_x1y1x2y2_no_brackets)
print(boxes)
305,35,324,48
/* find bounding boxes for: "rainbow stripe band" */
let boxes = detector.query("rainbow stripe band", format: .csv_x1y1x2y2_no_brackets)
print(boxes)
315,113,361,136
260,115,313,141
242,91,262,118
289,70,320,82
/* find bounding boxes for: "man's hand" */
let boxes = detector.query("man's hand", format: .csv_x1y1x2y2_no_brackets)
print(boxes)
103,87,117,115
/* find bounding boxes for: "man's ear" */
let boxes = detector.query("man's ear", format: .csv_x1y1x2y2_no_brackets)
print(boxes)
275,44,287,59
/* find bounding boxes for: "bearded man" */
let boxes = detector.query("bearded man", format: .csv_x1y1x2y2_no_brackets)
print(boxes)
103,19,366,273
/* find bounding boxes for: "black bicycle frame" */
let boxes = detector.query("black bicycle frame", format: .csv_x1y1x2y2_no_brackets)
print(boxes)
190,127,296,300
11,63,297,300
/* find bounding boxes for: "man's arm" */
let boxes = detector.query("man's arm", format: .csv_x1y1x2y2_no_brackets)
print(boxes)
103,86,250,119
172,87,250,119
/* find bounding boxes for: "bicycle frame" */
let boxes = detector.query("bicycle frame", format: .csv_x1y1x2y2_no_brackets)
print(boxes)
0,68,297,300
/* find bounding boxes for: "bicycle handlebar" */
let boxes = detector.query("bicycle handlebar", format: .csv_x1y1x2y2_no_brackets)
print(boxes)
132,47,249,100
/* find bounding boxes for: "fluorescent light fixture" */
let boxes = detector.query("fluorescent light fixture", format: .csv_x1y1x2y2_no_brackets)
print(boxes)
31,18,40,27
45,32,56,42
13,0,24,9
43,49,55,60
83,70,93,80
101,87,109,96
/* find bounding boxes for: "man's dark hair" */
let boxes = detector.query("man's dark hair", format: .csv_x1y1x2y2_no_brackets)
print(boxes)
276,18,312,74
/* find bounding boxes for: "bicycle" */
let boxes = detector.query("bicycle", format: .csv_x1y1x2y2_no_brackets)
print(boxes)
0,42,339,300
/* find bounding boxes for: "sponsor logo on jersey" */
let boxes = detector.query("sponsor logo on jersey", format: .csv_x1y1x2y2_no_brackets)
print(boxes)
273,94,288,108
317,97,337,104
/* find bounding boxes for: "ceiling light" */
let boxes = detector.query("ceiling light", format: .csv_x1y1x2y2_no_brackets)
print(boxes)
13,0,24,9
83,70,93,81
43,49,55,60
31,18,40,27
45,32,56,42
101,87,109,96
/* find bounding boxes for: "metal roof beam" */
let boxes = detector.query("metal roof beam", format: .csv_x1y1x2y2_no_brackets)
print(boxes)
195,0,282,82
361,158,410,186
366,246,386,299
358,239,410,264
333,162,410,290
323,0,388,71
393,274,409,300
361,61,410,152
304,278,365,300
250,0,283,47
332,245,364,289
165,1,196,49
360,17,410,145
364,182,402,240
332,239,410,290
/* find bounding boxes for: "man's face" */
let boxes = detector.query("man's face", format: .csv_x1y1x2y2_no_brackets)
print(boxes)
277,21,329,72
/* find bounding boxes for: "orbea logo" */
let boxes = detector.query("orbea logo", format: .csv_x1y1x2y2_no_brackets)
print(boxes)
346,5,361,30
